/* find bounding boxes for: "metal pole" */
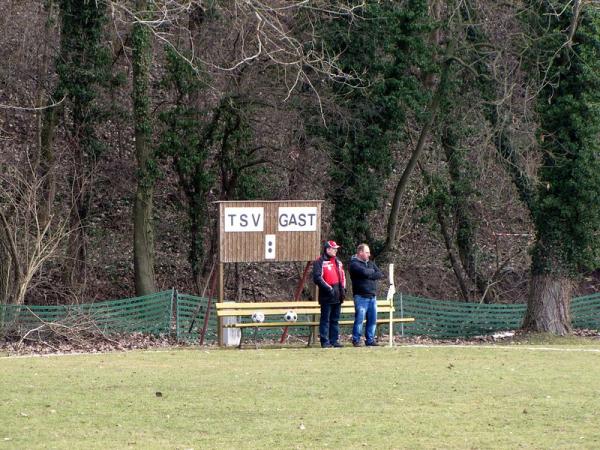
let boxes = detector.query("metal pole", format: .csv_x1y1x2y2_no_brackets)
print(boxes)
387,263,395,347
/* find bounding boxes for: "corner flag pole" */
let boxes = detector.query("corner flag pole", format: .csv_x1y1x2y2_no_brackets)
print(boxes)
386,263,396,347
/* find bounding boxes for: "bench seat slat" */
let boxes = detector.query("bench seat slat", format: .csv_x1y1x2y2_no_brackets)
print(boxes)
217,307,394,317
216,301,393,310
217,300,394,316
216,301,320,309
223,317,415,328
219,308,319,316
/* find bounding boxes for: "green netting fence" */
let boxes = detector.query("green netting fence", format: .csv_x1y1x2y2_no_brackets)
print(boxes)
570,293,600,329
175,293,218,342
397,295,526,338
1,291,600,342
0,291,175,338
397,292,600,338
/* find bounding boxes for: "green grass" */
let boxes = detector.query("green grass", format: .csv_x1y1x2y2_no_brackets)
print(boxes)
511,332,600,346
2,343,600,449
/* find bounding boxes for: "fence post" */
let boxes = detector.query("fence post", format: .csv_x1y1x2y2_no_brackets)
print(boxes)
171,288,177,339
0,304,5,338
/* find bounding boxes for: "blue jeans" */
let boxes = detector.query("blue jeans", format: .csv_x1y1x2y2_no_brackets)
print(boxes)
319,302,341,346
353,295,377,344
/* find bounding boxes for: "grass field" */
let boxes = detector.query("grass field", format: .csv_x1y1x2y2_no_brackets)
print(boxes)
2,341,600,449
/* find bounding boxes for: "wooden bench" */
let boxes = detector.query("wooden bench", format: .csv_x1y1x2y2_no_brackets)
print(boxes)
215,299,415,347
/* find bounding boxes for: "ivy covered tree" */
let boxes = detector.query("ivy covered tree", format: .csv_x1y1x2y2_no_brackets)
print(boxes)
132,0,156,295
416,0,529,303
51,0,112,286
160,52,273,279
159,47,214,279
522,1,600,334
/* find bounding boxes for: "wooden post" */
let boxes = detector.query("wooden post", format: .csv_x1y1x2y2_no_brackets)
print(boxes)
311,283,319,346
389,299,393,347
217,262,224,346
280,261,311,343
199,270,218,345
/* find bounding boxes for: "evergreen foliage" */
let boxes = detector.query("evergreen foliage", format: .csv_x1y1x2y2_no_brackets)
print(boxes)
525,1,600,276
159,47,213,277
56,0,112,154
132,6,153,162
417,1,494,300
213,98,270,201
314,1,433,254
159,47,270,274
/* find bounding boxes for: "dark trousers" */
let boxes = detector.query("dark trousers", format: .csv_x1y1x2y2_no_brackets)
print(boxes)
319,302,341,346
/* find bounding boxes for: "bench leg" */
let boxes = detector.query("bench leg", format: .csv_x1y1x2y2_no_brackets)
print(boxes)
238,328,244,349
253,326,259,349
308,319,319,347
389,311,394,347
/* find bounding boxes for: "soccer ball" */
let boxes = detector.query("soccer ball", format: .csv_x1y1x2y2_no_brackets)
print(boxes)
251,311,265,323
284,310,298,322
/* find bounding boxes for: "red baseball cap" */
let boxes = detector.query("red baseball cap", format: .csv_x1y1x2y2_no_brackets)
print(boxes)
325,240,340,249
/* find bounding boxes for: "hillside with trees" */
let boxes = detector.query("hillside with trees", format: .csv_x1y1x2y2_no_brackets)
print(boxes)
1,0,598,334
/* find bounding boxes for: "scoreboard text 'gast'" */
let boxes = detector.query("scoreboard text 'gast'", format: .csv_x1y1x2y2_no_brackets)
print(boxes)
277,207,317,231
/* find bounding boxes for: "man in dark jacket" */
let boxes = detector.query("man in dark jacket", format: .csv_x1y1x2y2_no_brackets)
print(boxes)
348,243,385,346
312,240,346,348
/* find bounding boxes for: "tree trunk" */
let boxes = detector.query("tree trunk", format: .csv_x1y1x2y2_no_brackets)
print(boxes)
436,207,471,301
38,105,58,228
523,274,573,335
521,1,599,335
381,39,455,258
0,209,23,304
0,227,17,304
133,186,155,295
36,3,59,229
0,244,11,303
132,1,156,296
442,124,495,302
65,144,87,288
488,110,535,212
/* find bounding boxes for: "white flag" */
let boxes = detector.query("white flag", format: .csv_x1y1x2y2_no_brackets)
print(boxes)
386,263,396,301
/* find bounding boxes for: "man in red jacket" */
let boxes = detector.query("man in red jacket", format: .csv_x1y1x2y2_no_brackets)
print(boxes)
312,240,346,348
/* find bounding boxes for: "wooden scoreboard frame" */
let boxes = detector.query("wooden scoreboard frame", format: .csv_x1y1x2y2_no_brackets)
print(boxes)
215,200,323,344
216,200,322,263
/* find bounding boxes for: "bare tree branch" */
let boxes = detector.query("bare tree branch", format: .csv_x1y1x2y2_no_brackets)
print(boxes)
0,95,66,111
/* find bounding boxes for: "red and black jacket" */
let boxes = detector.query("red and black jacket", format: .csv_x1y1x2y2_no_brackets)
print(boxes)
312,253,346,304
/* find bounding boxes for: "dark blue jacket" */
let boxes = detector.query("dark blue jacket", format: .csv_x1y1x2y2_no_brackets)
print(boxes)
348,255,385,297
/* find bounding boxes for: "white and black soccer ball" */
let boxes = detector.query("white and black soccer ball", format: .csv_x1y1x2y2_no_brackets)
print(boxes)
251,311,265,323
284,310,298,322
